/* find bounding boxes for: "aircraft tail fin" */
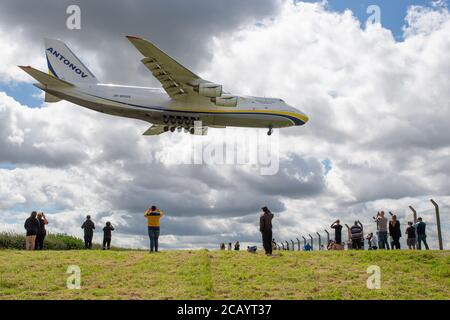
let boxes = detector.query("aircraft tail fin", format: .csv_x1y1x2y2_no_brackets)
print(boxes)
44,38,98,84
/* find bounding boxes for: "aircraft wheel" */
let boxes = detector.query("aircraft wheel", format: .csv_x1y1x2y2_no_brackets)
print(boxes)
190,128,195,135
163,126,169,132
170,117,176,125
170,126,175,132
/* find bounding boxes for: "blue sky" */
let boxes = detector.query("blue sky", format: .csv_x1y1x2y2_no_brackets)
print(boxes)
0,82,42,108
301,0,447,40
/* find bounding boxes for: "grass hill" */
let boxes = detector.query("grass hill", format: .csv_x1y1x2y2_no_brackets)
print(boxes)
0,250,448,299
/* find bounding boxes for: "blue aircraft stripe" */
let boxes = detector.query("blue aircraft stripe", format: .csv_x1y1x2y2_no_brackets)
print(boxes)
46,55,59,78
83,92,305,126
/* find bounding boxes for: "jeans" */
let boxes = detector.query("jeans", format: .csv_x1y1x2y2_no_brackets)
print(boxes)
392,237,401,249
35,232,46,250
84,235,93,249
352,238,362,250
148,227,160,252
417,234,429,250
261,230,273,254
378,231,390,250
103,237,111,250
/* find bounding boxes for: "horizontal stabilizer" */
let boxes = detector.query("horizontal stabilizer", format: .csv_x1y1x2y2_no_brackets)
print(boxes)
45,92,62,103
19,66,74,88
143,125,166,136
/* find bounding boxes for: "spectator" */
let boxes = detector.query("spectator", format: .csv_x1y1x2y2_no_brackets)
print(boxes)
234,241,240,251
81,215,95,249
35,212,48,250
271,238,277,251
220,243,225,250
228,242,232,251
344,224,352,250
102,221,115,250
259,206,274,256
303,242,312,251
405,221,416,250
144,205,164,253
24,211,39,250
366,232,378,250
376,211,390,250
350,221,363,250
415,217,429,250
247,246,257,253
389,215,402,249
330,220,343,244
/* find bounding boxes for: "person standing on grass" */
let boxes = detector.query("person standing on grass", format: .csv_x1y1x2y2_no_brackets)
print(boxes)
415,217,429,250
24,211,39,250
406,221,416,250
234,241,240,251
144,205,164,253
376,211,390,250
330,220,343,244
81,215,95,249
35,212,48,250
102,221,115,250
389,215,402,249
350,221,363,250
259,206,274,256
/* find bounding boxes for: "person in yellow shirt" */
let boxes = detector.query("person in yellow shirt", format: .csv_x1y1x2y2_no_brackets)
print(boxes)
144,205,164,252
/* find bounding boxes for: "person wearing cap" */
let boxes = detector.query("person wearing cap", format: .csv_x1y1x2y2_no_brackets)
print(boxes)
259,206,274,256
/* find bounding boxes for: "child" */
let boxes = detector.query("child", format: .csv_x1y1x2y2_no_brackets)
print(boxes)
406,221,416,250
102,221,115,250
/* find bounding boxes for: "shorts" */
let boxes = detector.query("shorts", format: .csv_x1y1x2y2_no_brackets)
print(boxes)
407,238,416,246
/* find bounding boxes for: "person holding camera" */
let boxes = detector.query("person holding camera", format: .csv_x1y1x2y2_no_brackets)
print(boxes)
144,205,164,252
35,212,48,250
376,211,390,249
81,215,95,249
330,219,343,244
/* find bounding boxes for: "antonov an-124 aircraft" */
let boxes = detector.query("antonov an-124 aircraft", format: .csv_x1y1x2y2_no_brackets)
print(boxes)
20,36,308,136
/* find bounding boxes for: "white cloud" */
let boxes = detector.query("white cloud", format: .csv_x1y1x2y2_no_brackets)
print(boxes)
1,1,449,249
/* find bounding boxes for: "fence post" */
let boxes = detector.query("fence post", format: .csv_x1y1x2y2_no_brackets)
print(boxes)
296,238,301,251
324,229,330,245
281,242,285,250
277,244,281,251
290,240,295,251
302,236,306,250
409,205,417,224
285,241,289,251
308,234,314,251
316,232,321,250
430,199,443,250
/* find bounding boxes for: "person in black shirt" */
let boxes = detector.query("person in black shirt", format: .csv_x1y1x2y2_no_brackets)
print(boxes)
81,215,95,249
102,221,114,250
405,221,416,249
35,212,48,250
259,207,274,256
330,220,343,244
24,211,39,250
389,215,402,249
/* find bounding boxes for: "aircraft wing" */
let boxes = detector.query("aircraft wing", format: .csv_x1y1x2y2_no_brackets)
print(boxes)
142,124,166,136
126,36,213,100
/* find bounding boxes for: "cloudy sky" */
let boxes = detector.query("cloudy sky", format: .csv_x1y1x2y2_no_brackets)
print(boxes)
0,0,449,249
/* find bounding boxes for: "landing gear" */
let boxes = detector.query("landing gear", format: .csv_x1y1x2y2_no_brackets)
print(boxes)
267,127,273,136
163,115,201,134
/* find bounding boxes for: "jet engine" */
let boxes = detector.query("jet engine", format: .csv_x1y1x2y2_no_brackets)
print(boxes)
211,95,238,107
194,83,223,98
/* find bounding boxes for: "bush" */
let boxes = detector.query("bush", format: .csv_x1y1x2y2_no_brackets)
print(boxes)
0,232,103,250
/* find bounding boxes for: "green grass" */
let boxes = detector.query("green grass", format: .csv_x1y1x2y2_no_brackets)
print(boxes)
0,250,448,300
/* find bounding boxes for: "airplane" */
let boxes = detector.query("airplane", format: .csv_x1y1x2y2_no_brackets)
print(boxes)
19,36,309,136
